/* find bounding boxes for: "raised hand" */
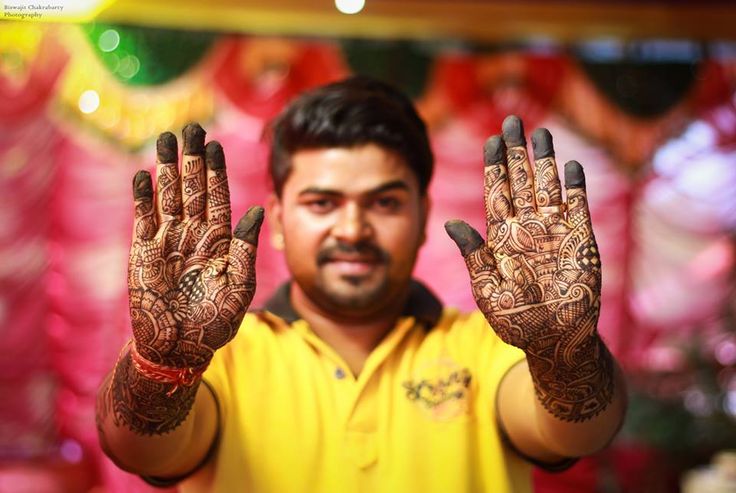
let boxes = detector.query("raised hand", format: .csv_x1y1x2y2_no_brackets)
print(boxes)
445,115,613,423
103,124,263,435
129,124,262,369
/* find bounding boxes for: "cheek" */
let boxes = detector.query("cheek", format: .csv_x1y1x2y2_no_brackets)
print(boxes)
281,210,330,254
374,215,424,259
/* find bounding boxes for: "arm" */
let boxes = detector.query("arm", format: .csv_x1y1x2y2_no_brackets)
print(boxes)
498,358,626,462
96,354,218,477
446,115,627,464
96,125,263,477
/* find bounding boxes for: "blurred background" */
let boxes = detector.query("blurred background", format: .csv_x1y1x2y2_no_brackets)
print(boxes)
1,0,736,491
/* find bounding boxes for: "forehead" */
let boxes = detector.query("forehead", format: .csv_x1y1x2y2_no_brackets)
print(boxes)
284,144,418,195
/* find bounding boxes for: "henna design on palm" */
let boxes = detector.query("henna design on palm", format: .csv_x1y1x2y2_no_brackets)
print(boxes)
446,116,613,423
101,124,264,436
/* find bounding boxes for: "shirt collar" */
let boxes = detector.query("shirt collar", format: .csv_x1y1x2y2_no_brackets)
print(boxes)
261,280,443,329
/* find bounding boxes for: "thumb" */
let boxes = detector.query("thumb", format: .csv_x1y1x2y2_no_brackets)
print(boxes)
444,219,484,257
227,206,264,281
233,206,265,246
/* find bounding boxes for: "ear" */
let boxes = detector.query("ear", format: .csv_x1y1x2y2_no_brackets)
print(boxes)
419,194,431,246
266,193,285,250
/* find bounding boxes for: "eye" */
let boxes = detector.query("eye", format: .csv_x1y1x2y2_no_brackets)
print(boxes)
306,198,336,213
373,196,402,212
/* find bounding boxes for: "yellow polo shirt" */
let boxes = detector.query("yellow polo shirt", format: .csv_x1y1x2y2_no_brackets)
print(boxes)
181,283,529,493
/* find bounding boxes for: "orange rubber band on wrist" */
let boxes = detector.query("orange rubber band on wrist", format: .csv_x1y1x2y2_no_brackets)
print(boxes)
129,342,210,396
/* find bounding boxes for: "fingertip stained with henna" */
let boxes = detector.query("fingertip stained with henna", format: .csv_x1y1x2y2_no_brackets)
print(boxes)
156,132,178,164
182,123,206,155
234,206,265,246
502,115,525,147
205,141,226,170
564,160,586,188
483,136,506,166
531,128,554,160
133,170,153,200
445,220,484,257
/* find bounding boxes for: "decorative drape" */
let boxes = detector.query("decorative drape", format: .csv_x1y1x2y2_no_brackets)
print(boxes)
1,23,734,492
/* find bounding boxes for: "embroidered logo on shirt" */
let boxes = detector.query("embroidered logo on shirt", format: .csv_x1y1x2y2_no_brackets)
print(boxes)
402,358,472,421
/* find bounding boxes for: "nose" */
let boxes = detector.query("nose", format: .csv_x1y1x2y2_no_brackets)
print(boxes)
331,202,373,243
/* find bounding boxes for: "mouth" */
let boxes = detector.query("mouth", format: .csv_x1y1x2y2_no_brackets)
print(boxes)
317,241,388,278
323,256,383,276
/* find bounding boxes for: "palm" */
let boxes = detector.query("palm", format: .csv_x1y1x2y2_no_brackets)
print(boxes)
446,115,601,355
128,125,262,368
468,205,600,353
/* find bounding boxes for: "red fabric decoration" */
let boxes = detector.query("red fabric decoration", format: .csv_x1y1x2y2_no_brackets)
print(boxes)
0,33,67,120
213,36,348,119
421,52,568,133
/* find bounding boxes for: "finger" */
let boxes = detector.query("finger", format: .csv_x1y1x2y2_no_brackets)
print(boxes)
228,206,265,280
205,141,232,229
531,128,564,212
181,123,207,221
132,170,157,241
445,220,499,297
502,115,536,215
483,136,513,241
156,131,182,222
444,219,484,257
233,206,264,246
564,160,592,228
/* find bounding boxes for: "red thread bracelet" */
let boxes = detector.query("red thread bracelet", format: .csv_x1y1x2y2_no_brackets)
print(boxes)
130,342,210,396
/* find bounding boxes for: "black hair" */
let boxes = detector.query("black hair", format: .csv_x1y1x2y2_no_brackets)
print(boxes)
267,76,434,196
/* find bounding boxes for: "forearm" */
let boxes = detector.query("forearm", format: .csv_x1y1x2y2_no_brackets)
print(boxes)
95,346,217,477
499,343,627,460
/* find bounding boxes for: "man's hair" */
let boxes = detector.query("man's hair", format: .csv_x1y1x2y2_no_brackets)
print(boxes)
267,76,434,196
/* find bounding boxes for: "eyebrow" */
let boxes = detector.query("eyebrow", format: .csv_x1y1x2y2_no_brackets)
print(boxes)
298,180,411,197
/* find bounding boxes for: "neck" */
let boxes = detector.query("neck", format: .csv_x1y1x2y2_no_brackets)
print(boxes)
290,284,407,376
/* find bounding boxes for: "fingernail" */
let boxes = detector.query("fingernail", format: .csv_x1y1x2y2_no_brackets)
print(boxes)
234,206,265,246
502,115,525,147
133,170,153,200
531,128,554,160
156,132,178,163
564,160,586,188
444,220,484,257
182,123,206,155
205,141,225,170
483,136,505,166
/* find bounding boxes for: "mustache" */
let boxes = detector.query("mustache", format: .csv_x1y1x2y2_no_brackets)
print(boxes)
316,241,390,265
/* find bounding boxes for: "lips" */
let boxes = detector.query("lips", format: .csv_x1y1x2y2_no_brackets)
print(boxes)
326,255,380,263
324,258,380,276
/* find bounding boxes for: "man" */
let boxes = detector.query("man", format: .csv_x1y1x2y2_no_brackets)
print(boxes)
96,76,626,492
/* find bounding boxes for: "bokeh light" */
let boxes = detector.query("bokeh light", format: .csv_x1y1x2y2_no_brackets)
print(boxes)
78,90,100,114
335,0,365,15
117,55,141,79
60,439,83,463
98,29,120,52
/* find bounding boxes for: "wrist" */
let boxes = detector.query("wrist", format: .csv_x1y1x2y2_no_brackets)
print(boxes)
526,335,615,422
128,341,211,396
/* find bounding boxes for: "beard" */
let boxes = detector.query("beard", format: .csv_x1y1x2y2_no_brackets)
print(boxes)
314,239,392,311
315,268,391,310
300,239,416,316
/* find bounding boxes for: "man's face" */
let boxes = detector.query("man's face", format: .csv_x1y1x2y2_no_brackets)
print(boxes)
270,144,429,318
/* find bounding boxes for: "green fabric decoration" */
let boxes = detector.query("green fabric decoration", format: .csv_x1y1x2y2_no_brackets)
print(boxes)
83,23,217,86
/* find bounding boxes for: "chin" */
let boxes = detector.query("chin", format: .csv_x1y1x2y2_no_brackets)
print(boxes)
318,274,395,312
328,284,386,310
